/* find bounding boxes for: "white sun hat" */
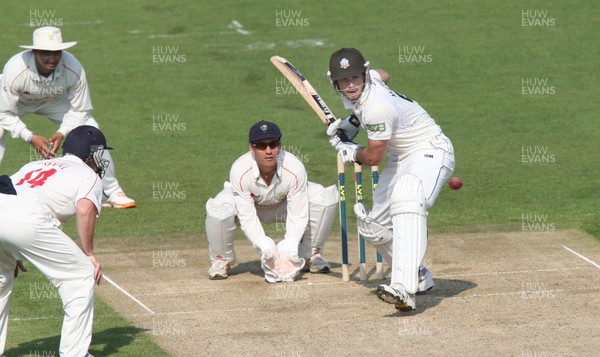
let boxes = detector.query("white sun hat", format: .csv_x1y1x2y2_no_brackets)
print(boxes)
20,26,77,51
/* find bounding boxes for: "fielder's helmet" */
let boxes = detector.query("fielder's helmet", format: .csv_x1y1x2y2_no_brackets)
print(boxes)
63,125,112,177
328,48,367,81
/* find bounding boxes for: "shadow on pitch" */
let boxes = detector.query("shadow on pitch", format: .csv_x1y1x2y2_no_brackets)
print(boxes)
5,326,149,357
229,260,265,278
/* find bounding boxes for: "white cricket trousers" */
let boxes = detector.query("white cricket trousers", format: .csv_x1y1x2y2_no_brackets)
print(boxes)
370,134,455,227
0,194,95,356
369,134,455,291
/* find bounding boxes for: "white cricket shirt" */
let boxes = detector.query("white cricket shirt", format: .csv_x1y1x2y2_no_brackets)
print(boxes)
11,154,102,224
229,150,309,244
348,70,443,160
0,50,93,141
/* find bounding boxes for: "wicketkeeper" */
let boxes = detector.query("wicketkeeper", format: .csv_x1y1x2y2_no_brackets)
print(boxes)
326,48,455,310
205,120,339,282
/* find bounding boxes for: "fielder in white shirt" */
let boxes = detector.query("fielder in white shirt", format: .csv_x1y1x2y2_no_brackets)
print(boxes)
205,120,339,282
0,125,109,357
0,26,135,208
327,48,456,311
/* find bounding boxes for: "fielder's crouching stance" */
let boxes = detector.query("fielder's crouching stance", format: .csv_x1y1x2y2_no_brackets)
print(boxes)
205,120,339,282
0,125,107,356
326,48,455,311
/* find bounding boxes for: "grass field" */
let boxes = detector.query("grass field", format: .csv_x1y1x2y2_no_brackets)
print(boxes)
0,0,598,355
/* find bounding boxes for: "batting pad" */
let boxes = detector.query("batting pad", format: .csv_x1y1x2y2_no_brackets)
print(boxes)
299,184,339,258
389,174,428,294
205,198,237,264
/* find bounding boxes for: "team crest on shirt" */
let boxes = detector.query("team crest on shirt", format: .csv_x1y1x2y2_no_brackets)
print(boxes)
339,58,350,69
365,123,386,132
277,192,286,199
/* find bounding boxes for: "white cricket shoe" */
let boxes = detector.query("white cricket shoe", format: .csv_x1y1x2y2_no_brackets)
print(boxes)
208,258,230,280
376,283,416,311
103,189,136,209
418,266,434,293
308,254,331,273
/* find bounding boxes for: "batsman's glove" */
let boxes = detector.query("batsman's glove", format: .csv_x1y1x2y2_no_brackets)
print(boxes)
326,114,361,142
329,135,361,164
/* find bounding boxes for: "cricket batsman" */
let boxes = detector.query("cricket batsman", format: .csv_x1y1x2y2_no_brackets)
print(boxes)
326,48,455,310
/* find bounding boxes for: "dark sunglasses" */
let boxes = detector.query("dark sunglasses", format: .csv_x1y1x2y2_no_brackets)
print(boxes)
252,141,280,150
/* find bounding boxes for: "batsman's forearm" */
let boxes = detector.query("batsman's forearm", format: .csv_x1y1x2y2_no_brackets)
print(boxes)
355,140,388,166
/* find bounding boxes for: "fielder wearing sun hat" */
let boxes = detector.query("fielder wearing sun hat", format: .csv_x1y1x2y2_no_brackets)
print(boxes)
248,120,282,143
19,26,77,51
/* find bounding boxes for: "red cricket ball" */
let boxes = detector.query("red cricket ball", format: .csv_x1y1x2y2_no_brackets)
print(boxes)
448,176,463,190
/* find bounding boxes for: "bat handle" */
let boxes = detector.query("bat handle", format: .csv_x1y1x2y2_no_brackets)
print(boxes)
335,130,351,143
326,119,352,142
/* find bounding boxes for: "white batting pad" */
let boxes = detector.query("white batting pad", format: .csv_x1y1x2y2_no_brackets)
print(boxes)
389,174,428,294
205,198,237,264
299,184,339,258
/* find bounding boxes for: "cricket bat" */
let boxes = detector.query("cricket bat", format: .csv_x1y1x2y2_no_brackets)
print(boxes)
271,55,350,281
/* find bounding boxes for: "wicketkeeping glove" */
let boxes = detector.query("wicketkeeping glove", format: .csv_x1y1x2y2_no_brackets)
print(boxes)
329,135,361,164
326,114,361,141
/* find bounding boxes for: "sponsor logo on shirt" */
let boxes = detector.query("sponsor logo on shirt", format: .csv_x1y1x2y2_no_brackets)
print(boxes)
365,123,386,132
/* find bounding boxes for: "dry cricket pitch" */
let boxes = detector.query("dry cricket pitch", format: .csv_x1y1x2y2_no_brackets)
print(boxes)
96,229,600,356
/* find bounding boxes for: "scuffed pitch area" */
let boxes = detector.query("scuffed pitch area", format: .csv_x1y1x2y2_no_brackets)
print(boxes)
95,229,600,356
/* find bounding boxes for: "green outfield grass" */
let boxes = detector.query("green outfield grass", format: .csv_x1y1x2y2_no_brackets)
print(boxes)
0,0,598,355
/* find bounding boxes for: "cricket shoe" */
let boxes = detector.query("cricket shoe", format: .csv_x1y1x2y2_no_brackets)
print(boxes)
417,266,434,293
208,258,230,280
376,284,416,311
308,253,331,273
102,189,136,209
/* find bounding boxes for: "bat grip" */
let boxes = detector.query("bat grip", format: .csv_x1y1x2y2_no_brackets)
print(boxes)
335,130,351,142
326,119,352,142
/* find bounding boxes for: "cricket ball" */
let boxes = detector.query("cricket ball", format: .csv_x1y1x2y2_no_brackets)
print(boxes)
448,176,463,190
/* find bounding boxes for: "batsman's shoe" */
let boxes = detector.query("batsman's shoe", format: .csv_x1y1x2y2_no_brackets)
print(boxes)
103,189,136,209
417,267,434,293
376,284,416,311
208,258,230,280
308,254,331,274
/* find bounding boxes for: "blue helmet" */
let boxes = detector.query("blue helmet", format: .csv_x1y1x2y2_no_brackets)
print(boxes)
63,125,112,177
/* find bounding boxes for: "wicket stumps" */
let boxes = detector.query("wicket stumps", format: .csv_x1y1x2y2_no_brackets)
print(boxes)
337,158,384,282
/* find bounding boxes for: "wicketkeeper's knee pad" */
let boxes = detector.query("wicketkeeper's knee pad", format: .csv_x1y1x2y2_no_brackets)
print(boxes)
205,198,237,263
299,184,338,258
354,202,392,246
